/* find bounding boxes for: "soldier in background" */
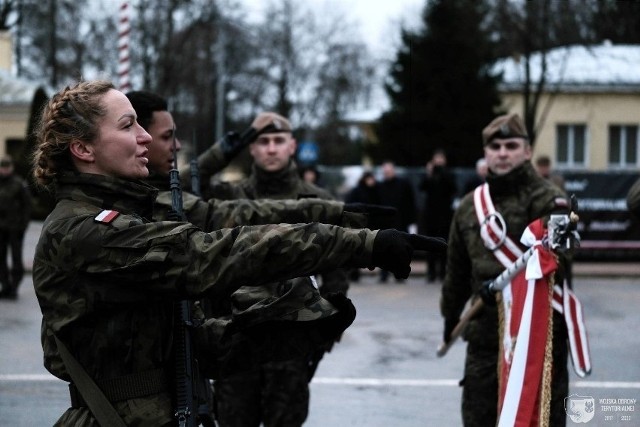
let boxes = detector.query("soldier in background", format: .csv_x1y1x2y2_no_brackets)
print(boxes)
0,156,32,300
440,113,570,427
209,111,354,427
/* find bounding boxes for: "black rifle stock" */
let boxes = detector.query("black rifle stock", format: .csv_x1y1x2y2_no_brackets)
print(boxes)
169,127,216,427
169,126,196,427
190,129,201,198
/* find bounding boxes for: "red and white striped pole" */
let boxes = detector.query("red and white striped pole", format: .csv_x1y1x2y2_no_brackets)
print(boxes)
117,1,132,92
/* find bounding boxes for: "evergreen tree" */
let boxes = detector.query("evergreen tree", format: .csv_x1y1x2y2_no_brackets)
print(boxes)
377,0,502,167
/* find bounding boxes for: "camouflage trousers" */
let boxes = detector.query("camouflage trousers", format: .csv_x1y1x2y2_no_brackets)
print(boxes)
214,359,309,427
461,313,569,427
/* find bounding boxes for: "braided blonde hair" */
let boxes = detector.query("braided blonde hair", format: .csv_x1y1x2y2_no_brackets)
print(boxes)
32,80,115,190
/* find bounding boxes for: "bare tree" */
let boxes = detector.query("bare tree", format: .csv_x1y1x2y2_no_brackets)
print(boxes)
490,0,597,146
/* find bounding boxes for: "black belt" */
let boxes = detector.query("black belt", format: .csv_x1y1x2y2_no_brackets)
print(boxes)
69,368,169,408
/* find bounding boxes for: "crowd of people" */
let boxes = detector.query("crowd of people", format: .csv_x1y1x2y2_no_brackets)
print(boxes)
1,77,628,426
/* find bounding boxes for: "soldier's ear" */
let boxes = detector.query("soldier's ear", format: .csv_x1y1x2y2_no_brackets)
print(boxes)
288,137,297,157
69,139,96,164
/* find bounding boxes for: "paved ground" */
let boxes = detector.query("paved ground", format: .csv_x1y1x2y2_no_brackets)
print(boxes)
1,222,638,426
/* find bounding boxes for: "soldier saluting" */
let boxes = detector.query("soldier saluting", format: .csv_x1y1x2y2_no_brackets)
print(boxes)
31,80,446,426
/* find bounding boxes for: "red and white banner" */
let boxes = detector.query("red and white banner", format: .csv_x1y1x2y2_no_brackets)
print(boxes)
498,219,555,427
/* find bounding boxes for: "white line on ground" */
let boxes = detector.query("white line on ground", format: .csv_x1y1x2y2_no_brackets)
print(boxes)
2,375,639,389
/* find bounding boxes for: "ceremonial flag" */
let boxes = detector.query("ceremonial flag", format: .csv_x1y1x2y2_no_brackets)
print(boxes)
498,219,555,427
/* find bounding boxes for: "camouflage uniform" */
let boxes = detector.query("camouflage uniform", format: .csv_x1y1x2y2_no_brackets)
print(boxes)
148,172,363,376
210,161,353,427
33,172,376,426
441,162,569,427
0,171,32,296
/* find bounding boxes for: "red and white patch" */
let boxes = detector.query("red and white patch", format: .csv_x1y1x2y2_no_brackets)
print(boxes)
94,210,120,224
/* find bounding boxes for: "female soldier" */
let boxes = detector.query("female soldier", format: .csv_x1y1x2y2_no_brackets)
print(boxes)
32,80,445,426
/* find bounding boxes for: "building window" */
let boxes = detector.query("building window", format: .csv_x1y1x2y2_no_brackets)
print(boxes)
556,124,587,169
608,125,638,169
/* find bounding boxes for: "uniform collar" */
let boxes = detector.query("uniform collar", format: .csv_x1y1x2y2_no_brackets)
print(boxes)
55,172,158,218
249,160,299,196
485,161,537,197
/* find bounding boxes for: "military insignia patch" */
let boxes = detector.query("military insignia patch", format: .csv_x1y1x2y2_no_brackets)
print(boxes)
94,210,120,223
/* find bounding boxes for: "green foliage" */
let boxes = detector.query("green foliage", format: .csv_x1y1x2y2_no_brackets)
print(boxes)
377,0,502,168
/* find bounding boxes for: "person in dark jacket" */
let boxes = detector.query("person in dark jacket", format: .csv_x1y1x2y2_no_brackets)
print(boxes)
420,149,456,282
378,161,417,283
0,155,32,299
346,170,381,281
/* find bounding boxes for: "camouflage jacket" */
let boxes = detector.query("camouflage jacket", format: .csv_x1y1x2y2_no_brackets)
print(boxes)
33,172,375,423
440,162,568,348
148,171,361,329
147,172,359,230
0,173,32,230
210,161,354,302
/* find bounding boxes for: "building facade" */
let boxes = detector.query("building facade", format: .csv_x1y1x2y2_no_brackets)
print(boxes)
496,43,640,172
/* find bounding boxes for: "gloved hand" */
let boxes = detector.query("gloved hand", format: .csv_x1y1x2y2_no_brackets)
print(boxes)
219,131,248,160
324,292,357,332
166,208,184,221
343,203,398,230
443,317,459,343
478,280,497,306
372,229,447,280
219,112,288,160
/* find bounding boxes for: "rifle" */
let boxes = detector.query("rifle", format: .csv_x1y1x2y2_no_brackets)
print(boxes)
437,199,580,358
169,125,195,427
190,129,201,198
169,126,216,427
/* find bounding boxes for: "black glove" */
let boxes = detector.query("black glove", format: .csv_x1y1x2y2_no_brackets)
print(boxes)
443,317,459,343
219,131,251,160
478,280,497,306
324,292,357,332
166,208,184,221
344,203,398,230
372,229,447,280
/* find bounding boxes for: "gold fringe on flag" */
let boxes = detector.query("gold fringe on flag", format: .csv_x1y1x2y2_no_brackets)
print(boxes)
538,274,555,427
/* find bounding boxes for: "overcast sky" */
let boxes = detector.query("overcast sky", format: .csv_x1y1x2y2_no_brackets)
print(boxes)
239,0,425,58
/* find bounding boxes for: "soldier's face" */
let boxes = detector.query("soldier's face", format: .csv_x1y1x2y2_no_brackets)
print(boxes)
250,132,296,172
146,111,181,175
484,137,531,176
89,90,152,179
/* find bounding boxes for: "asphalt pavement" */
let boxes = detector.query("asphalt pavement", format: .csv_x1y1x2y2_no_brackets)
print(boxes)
1,222,639,426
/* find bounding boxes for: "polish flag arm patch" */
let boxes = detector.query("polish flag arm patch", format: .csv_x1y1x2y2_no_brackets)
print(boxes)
94,210,120,224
